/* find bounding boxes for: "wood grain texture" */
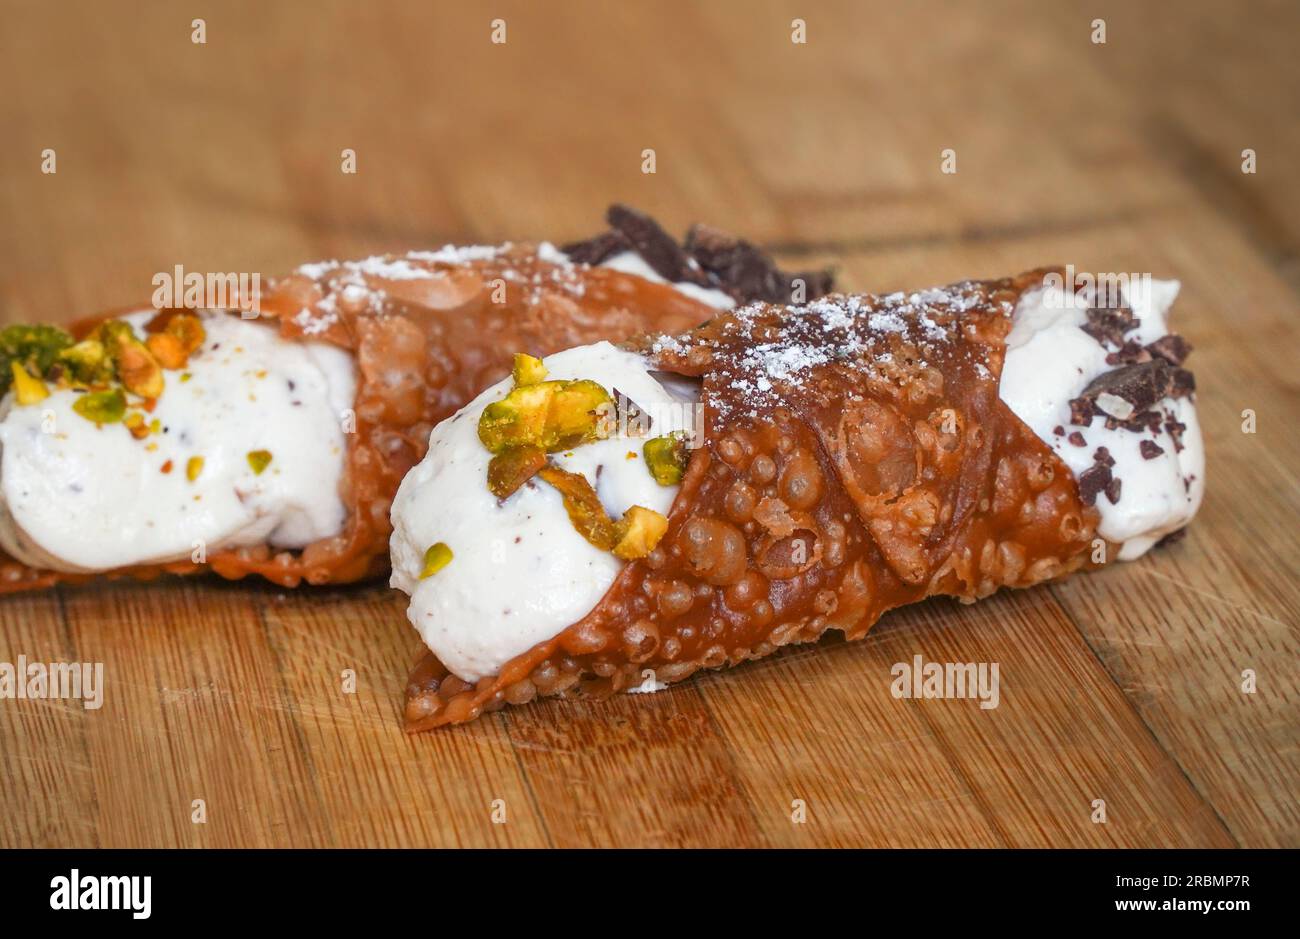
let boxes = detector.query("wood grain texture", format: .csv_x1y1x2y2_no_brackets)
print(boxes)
1,0,1296,848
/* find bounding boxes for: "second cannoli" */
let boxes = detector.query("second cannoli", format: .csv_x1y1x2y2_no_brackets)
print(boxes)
394,268,1203,728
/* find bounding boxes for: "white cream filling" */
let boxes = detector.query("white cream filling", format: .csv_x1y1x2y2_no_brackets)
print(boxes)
999,279,1204,560
590,250,736,310
0,310,356,573
389,342,699,683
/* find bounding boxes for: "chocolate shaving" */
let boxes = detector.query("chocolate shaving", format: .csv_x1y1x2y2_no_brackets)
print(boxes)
605,204,709,286
1164,416,1186,452
1080,361,1173,417
1105,339,1151,366
1068,397,1094,426
1145,334,1193,366
1170,367,1195,398
562,205,836,305
1077,462,1112,506
1081,304,1138,348
1078,444,1122,507
1139,439,1164,460
1105,409,1163,434
560,229,630,266
685,223,834,303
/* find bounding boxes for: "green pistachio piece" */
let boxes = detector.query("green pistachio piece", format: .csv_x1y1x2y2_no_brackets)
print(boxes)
643,432,689,486
0,324,75,392
487,445,546,499
420,542,454,578
511,352,548,386
57,339,113,384
71,388,127,425
477,379,613,454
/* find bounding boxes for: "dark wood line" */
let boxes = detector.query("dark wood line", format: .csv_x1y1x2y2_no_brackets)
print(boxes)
55,585,103,850
1044,582,1241,847
762,208,1156,259
498,710,557,849
255,597,337,848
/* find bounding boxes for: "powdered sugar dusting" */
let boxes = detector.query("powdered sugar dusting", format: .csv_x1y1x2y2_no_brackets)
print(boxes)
651,279,1006,420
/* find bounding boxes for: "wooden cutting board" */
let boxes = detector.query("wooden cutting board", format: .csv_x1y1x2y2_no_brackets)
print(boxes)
1,0,1296,848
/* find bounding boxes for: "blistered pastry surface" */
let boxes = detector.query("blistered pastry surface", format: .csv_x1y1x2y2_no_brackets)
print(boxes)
405,268,1101,729
0,246,719,593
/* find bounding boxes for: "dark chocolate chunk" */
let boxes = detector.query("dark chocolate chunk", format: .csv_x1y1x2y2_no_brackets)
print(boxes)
1093,446,1115,467
1081,304,1138,347
1077,463,1112,506
565,206,836,305
607,204,707,286
1170,367,1196,398
1105,476,1123,505
1080,360,1173,416
1105,339,1152,366
560,229,631,266
1052,425,1065,436
1164,416,1186,452
685,222,834,303
1068,431,1087,447
1107,409,1164,434
1145,334,1193,366
1068,397,1094,426
1139,439,1165,460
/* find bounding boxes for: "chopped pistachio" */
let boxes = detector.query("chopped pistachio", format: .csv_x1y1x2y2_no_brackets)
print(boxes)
98,320,163,399
511,352,548,386
419,542,453,578
536,465,668,559
612,505,669,560
145,332,187,370
180,372,192,383
72,388,126,424
165,313,205,356
487,445,546,499
536,465,617,551
186,456,204,482
9,363,49,405
478,379,613,454
124,411,149,440
643,432,689,486
0,324,74,393
247,450,273,475
57,339,113,385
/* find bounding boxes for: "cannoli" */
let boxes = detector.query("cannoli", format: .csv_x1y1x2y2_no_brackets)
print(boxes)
0,206,833,593
393,268,1203,729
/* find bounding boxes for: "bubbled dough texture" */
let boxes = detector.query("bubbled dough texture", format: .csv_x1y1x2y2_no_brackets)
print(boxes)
0,246,720,592
406,269,1100,728
390,342,698,682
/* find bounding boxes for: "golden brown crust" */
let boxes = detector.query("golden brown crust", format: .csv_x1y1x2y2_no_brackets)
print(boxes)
405,268,1101,730
0,246,722,594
